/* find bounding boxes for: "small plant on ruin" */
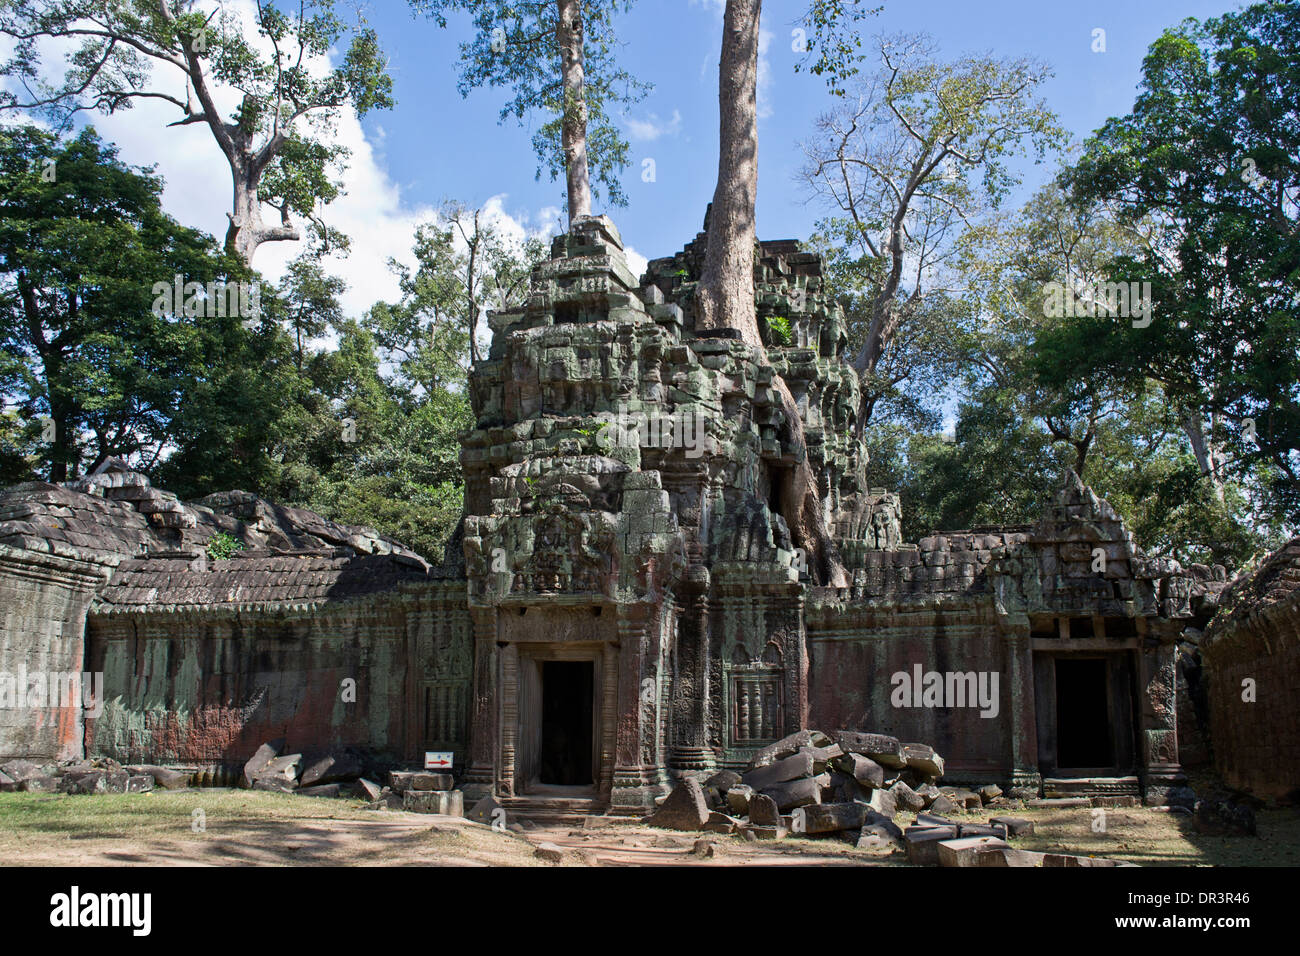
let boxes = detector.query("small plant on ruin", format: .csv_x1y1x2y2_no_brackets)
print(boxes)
767,315,792,345
206,533,245,562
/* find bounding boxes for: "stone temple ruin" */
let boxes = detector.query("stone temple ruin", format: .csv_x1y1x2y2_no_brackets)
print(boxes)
1,214,1292,816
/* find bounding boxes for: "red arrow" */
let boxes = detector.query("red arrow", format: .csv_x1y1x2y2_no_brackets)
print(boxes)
429,760,450,767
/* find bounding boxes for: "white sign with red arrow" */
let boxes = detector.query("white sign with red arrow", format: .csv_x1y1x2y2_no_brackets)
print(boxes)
424,751,453,770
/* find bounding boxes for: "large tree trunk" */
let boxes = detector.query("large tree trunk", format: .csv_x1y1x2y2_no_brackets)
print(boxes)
557,0,592,223
697,0,847,587
224,158,300,267
1180,407,1226,503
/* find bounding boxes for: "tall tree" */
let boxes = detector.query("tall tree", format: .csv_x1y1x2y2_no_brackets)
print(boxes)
0,1,394,264
800,34,1060,430
412,0,647,223
1059,0,1300,524
694,0,845,586
0,123,271,483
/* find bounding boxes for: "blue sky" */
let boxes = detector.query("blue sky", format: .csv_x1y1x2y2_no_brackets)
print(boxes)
1,0,1242,316
360,0,1236,262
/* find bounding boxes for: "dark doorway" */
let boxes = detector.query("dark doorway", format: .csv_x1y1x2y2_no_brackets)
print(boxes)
539,661,594,785
1055,658,1113,769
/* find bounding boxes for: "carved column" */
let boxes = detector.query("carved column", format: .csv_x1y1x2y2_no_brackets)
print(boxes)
669,589,714,773
1002,614,1041,796
609,606,666,813
460,606,499,802
1140,626,1184,805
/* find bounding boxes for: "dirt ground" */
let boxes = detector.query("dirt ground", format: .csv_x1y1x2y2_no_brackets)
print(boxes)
1,790,1297,866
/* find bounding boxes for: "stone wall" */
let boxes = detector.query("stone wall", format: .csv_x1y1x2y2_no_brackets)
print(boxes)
1201,539,1300,802
85,582,471,778
0,544,109,761
805,596,1016,782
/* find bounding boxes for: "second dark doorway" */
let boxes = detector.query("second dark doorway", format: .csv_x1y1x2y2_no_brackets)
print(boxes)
1055,657,1114,770
539,660,594,786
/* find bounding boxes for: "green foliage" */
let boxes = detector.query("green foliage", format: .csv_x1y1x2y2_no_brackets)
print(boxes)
794,0,885,96
0,124,275,483
205,531,244,561
410,0,648,208
0,1,395,259
1060,0,1300,524
766,314,792,346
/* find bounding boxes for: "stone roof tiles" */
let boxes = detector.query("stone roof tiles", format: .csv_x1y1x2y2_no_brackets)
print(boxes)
93,548,432,612
1207,537,1300,633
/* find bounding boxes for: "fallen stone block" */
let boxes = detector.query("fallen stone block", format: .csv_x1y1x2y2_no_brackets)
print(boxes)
904,826,958,866
1028,797,1090,808
890,780,925,812
0,770,15,792
704,811,739,834
299,751,365,788
366,788,404,810
466,795,503,825
19,775,60,793
978,784,1003,804
403,789,464,815
65,771,105,795
863,818,903,841
357,779,383,802
705,769,742,792
692,839,717,858
915,811,960,828
742,824,787,841
915,783,941,807
741,751,816,790
902,743,945,779
125,765,189,790
867,787,897,818
937,836,1010,867
929,794,959,815
725,784,754,815
102,771,129,794
989,816,1034,837
856,830,898,852
748,792,780,826
750,730,832,768
410,772,454,792
798,744,843,773
646,778,710,830
256,754,302,783
761,776,822,812
957,823,1008,840
796,802,869,834
834,731,905,769
0,759,45,784
241,739,285,788
125,775,154,794
940,787,982,810
835,752,884,789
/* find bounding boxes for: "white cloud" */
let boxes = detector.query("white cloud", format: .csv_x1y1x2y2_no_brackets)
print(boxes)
0,1,564,323
625,109,682,142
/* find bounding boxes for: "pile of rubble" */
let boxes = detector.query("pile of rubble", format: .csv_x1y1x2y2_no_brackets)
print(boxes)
645,729,1027,859
241,739,382,800
0,756,188,794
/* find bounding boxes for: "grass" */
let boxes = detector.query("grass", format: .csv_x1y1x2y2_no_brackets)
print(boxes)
0,790,541,867
2,790,1297,867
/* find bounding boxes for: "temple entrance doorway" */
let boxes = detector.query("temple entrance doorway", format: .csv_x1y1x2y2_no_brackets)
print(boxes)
539,661,594,786
1054,658,1113,769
